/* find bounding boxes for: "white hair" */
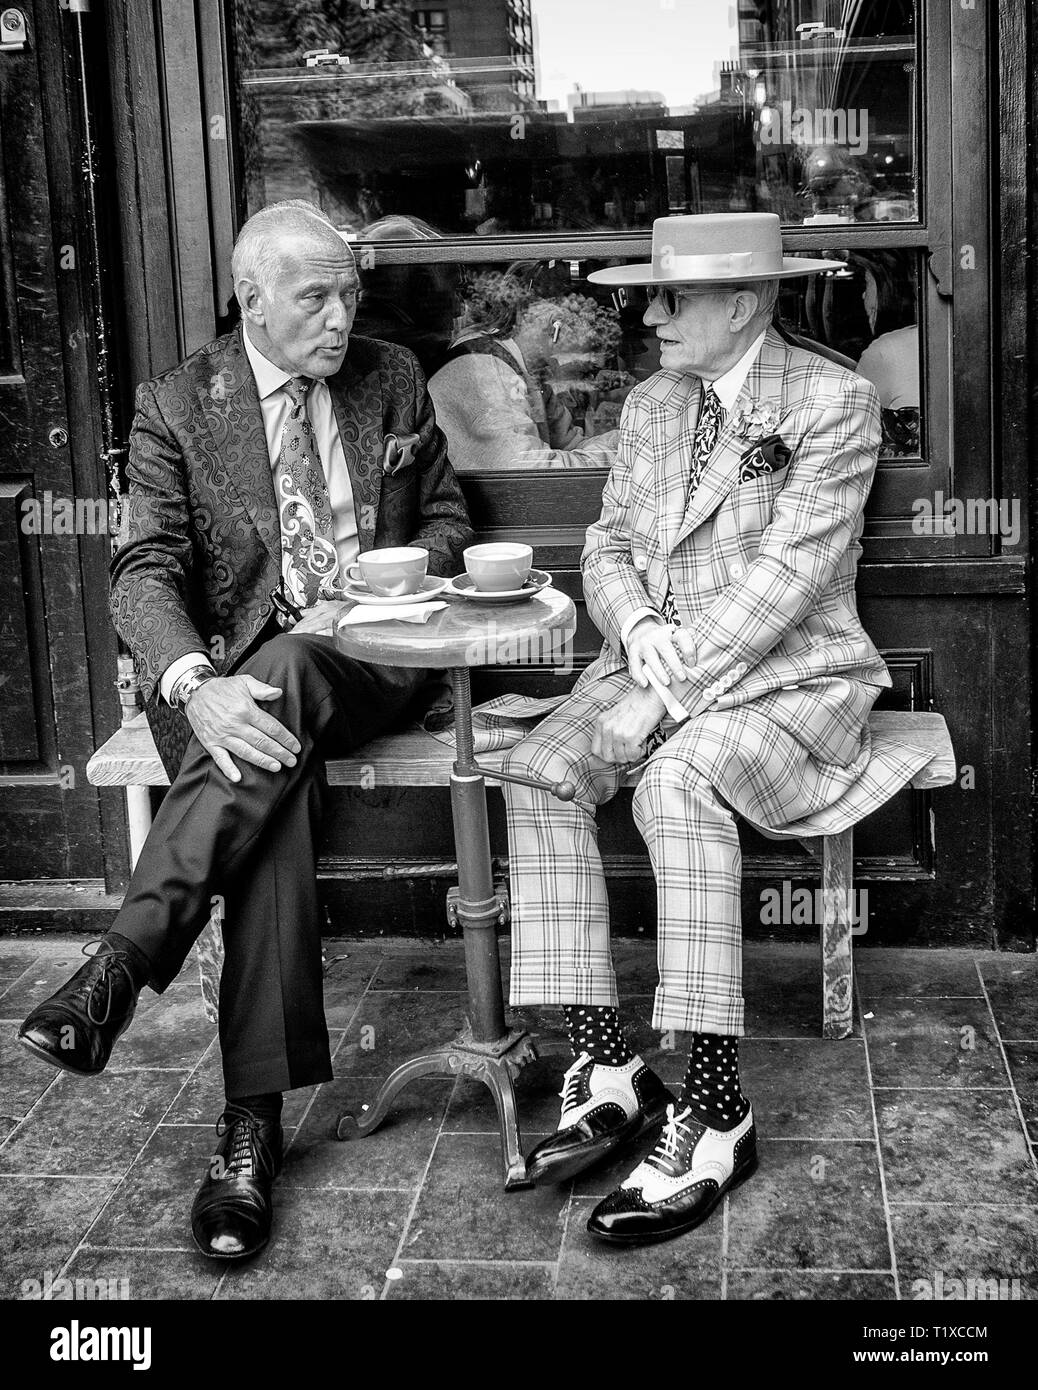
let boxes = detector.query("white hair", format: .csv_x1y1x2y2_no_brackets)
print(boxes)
231,200,356,292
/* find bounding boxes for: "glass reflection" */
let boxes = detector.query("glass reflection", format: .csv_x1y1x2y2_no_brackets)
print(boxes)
428,262,624,470
795,247,921,456
234,1,920,234
419,249,921,471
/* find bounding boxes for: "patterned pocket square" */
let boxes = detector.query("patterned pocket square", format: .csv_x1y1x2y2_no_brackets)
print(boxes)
738,433,791,483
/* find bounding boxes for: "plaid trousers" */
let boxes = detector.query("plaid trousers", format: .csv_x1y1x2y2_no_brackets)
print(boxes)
502,671,748,1036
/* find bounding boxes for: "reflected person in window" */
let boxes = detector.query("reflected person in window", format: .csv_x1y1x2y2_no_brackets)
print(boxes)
428,267,620,471
351,214,459,380
854,258,920,457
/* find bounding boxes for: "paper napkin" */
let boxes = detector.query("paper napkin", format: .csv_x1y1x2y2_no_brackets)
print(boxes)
338,601,448,626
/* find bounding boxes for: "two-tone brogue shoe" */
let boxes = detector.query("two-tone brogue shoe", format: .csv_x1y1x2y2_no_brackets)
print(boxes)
190,1105,284,1261
17,940,142,1076
586,1102,757,1245
524,1051,675,1186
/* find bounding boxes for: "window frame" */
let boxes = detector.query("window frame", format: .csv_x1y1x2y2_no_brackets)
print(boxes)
191,0,995,563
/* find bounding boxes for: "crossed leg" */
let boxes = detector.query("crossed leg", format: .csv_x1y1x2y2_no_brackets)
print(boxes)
501,672,759,1244
501,671,745,1034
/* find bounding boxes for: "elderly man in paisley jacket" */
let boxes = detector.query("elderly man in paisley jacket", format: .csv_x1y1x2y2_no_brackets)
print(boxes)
18,200,472,1260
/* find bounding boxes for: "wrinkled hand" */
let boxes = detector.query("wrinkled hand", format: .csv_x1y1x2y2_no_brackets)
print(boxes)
185,675,301,783
288,600,350,636
591,685,667,766
627,617,697,690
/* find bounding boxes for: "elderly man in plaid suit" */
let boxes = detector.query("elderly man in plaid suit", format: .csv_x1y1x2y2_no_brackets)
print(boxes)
501,214,934,1246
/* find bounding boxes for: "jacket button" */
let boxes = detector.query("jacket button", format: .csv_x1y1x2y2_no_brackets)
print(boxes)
730,563,744,579
633,555,648,572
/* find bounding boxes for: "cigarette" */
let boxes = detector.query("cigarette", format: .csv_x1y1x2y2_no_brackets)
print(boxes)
643,666,690,722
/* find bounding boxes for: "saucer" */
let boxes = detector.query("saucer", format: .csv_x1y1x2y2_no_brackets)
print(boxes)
342,575,449,607
446,569,552,604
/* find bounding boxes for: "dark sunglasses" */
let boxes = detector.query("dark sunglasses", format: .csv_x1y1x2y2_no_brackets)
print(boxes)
645,285,723,317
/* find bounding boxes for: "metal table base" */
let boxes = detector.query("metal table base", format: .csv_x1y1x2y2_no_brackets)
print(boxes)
335,666,539,1189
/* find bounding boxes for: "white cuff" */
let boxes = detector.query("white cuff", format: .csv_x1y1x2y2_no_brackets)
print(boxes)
160,652,214,705
619,607,665,653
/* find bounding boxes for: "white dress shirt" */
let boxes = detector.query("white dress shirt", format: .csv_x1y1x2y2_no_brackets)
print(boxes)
618,328,768,655
159,330,360,703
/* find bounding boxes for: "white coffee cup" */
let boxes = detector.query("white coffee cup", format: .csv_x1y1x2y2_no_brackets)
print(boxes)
464,542,534,592
345,546,428,597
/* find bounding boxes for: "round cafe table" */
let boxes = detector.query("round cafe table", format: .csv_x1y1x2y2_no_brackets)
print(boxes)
333,584,576,1189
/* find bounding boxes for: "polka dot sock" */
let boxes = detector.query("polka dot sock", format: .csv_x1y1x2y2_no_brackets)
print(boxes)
679,1033,749,1131
561,1004,634,1067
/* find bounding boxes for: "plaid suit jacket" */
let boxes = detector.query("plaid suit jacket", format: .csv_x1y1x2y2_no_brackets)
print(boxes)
577,327,892,769
111,329,472,778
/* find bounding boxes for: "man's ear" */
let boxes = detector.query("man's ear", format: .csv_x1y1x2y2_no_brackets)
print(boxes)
236,278,265,326
728,289,760,334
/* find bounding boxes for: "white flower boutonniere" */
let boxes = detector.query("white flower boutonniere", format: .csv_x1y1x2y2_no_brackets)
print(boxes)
732,399,783,444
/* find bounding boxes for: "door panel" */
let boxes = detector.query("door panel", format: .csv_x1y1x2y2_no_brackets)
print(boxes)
0,4,111,880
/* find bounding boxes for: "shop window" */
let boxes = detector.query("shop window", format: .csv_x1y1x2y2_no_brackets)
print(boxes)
233,0,919,234
212,1,982,556
355,250,923,474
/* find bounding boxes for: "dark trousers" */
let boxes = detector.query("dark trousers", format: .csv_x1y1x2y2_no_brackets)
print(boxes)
111,631,421,1096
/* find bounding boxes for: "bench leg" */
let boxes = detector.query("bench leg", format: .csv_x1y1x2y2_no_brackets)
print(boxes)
125,785,153,867
820,827,855,1040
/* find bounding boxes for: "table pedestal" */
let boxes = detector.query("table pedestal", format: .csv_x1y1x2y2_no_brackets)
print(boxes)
336,666,538,1190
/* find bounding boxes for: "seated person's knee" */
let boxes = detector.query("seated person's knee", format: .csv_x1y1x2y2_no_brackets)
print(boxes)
239,632,312,687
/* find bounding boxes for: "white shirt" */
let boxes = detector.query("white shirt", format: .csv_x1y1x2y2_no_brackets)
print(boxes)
159,330,360,703
618,329,768,656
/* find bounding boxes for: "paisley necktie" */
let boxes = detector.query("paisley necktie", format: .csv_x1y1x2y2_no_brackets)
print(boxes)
685,385,725,506
660,384,726,627
275,376,339,608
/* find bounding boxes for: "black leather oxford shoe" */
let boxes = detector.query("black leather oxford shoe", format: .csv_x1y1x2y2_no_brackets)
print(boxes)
190,1105,283,1261
525,1051,674,1187
587,1103,757,1245
17,940,142,1076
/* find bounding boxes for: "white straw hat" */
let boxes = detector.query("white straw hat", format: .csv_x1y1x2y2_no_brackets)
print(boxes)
588,213,843,286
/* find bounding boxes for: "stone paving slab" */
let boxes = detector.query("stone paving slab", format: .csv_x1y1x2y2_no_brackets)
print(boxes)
0,937,1034,1301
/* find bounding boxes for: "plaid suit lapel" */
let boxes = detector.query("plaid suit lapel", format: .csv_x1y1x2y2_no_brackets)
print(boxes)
648,372,701,558
671,328,791,549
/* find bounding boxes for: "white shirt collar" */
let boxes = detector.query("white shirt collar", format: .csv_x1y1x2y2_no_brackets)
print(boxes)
702,328,767,412
242,326,294,401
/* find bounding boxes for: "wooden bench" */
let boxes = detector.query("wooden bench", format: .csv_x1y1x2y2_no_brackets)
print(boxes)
87,708,956,1040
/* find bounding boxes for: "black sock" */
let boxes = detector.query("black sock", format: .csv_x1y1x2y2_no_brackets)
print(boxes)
226,1091,283,1124
562,1004,634,1067
102,932,153,992
679,1033,749,1131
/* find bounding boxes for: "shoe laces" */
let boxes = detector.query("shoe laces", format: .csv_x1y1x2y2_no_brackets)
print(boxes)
558,1052,594,1113
80,942,138,1027
215,1104,279,1179
645,1103,697,1174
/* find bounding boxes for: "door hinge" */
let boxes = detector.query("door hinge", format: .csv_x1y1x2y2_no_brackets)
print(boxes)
1,8,27,50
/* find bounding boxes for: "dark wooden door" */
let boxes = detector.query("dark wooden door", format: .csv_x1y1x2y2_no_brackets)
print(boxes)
0,3,120,884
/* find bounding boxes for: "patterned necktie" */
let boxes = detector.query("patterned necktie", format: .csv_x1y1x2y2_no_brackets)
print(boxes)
686,384,725,506
660,384,727,627
275,376,339,608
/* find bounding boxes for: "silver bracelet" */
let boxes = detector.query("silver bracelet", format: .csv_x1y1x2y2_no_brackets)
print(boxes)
171,666,216,711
